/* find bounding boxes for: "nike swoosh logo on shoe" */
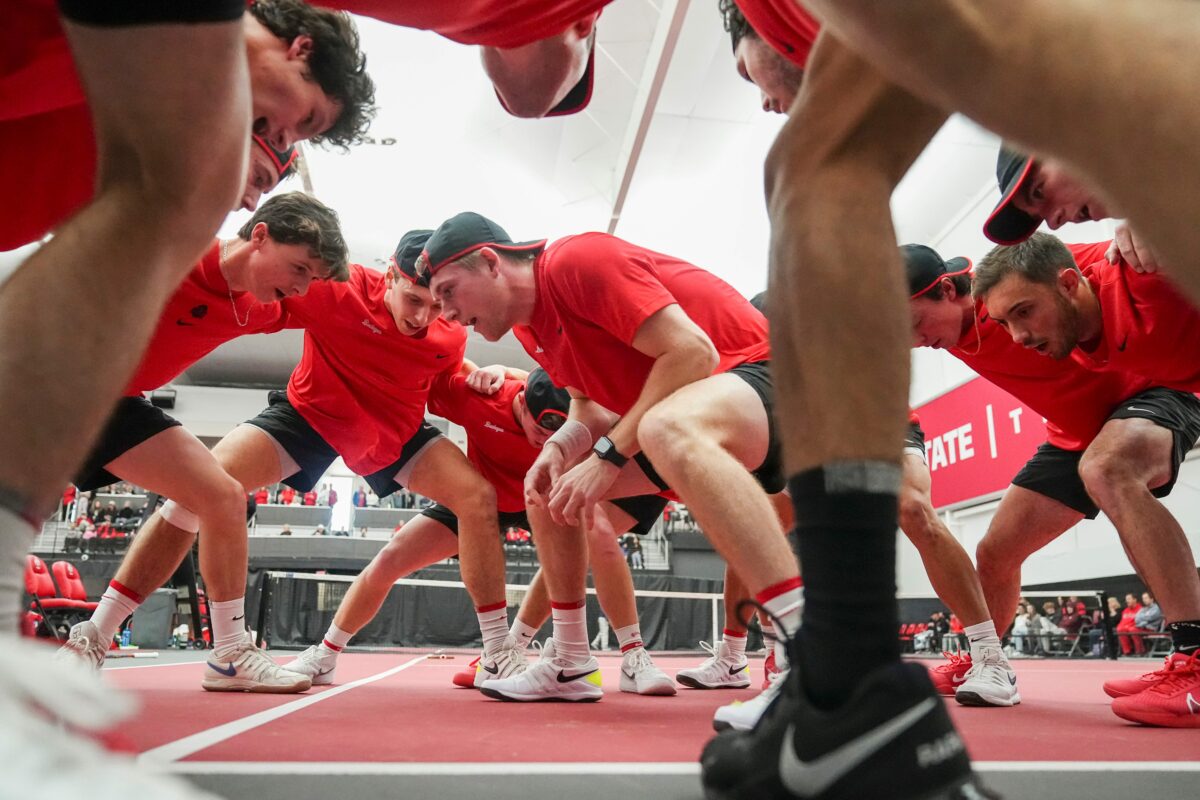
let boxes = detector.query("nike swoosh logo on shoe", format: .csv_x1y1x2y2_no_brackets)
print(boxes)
779,697,937,797
207,662,237,677
481,662,499,675
1188,693,1200,714
557,668,598,683
951,674,968,684
729,664,748,676
622,669,637,680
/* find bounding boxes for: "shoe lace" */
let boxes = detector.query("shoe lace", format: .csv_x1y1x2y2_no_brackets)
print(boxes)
1151,651,1200,692
235,644,292,681
694,640,718,666
625,646,654,671
938,648,970,668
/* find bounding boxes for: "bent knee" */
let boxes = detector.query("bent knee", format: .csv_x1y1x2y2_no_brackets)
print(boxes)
898,489,937,542
638,406,700,466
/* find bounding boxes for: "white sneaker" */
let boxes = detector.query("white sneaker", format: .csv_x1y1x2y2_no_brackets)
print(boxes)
480,651,603,702
955,647,1020,707
676,640,751,689
472,640,530,688
202,634,312,693
712,667,786,731
1,633,221,799
619,647,676,696
286,643,339,686
56,620,110,669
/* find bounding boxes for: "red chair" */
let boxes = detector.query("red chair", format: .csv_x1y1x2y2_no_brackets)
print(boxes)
51,561,99,612
24,555,88,639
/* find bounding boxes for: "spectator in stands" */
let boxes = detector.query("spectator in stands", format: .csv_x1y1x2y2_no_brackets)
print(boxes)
359,526,369,538
80,521,98,553
1038,601,1067,653
60,485,76,522
314,524,328,536
254,487,269,506
281,485,297,506
1116,592,1146,655
328,486,339,507
302,489,318,506
317,483,331,506
625,533,644,570
1135,591,1164,635
280,524,293,537
353,486,368,508
1089,595,1123,657
1010,603,1033,655
116,501,136,524
1058,602,1085,637
333,528,349,537
366,489,380,508
948,613,966,651
104,500,119,522
928,611,951,652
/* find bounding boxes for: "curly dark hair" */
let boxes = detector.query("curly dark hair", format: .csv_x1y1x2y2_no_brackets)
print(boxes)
249,0,376,150
718,0,757,54
237,191,351,280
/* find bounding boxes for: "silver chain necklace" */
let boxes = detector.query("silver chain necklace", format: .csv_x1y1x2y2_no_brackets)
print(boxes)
221,239,251,328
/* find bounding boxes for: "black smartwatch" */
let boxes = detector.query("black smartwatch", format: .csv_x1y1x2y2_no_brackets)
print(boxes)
593,436,629,468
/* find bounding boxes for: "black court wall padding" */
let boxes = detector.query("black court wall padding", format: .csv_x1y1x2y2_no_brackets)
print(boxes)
258,566,739,652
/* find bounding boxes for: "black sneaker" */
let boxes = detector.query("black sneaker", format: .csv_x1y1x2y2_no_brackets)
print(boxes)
700,659,997,800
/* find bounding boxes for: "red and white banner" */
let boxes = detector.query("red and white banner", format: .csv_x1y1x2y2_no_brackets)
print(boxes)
915,377,1048,509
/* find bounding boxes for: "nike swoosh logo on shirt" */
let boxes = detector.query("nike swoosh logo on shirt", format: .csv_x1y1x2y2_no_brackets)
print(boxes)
779,697,937,798
556,668,598,683
207,662,237,677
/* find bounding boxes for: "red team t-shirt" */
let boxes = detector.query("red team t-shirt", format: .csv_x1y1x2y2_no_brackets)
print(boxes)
950,242,1152,451
322,1,611,48
124,240,288,394
282,265,466,475
1071,256,1200,392
512,233,770,415
428,374,537,513
733,0,821,68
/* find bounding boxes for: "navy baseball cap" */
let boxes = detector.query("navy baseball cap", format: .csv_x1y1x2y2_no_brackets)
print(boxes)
983,147,1041,245
524,367,570,430
902,245,972,299
417,212,546,277
390,229,435,287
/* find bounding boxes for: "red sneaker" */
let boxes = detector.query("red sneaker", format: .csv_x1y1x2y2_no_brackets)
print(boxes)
928,651,972,696
762,649,780,690
452,656,480,688
1111,652,1200,728
1103,655,1179,698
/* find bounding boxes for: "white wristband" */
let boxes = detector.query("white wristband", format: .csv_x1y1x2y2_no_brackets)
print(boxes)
545,420,593,462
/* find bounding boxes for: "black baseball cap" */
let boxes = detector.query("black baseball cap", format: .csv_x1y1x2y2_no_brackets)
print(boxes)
983,146,1041,245
418,212,546,277
494,30,596,118
524,367,571,430
390,229,435,287
902,244,973,299
252,134,298,184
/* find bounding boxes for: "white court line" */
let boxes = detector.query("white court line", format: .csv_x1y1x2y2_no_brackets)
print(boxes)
104,660,203,670
162,761,1200,776
139,655,428,764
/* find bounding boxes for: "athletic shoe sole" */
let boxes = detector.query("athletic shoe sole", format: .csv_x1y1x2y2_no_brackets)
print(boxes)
677,675,751,690
201,678,310,693
703,771,994,800
955,689,1020,707
479,686,601,703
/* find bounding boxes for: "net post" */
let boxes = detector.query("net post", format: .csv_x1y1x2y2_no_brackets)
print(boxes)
711,596,719,645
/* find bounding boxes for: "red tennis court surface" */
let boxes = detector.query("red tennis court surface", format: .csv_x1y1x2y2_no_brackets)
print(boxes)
105,651,1199,800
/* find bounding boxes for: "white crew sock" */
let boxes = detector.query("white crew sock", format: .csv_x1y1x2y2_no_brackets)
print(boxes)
509,618,540,650
476,602,510,655
614,623,643,653
965,620,1004,660
91,581,143,643
210,597,248,654
551,600,590,664
722,628,747,660
0,507,36,634
322,622,354,652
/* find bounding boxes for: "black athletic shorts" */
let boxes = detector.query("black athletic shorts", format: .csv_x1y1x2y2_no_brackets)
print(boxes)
74,396,182,491
421,494,669,537
59,0,246,26
634,360,784,495
1012,387,1200,518
246,390,443,496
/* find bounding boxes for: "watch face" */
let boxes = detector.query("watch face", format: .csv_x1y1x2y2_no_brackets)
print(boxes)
595,437,612,456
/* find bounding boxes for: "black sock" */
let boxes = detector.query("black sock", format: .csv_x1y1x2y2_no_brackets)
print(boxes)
1168,621,1200,654
790,462,901,711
